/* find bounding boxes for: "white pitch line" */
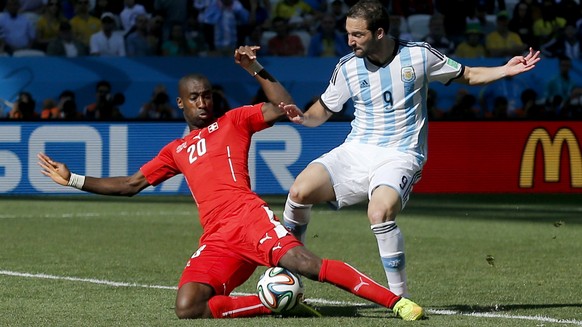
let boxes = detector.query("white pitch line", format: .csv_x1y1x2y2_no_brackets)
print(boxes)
0,211,193,219
0,270,175,290
2,269,581,325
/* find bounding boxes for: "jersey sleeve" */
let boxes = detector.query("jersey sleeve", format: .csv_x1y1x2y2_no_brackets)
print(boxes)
425,45,464,85
224,104,270,133
140,141,181,186
320,61,352,113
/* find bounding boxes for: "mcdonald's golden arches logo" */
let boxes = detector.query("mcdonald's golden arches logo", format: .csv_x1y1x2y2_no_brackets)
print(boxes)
520,128,582,188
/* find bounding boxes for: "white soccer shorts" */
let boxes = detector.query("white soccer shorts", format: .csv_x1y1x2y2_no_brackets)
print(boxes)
312,142,423,209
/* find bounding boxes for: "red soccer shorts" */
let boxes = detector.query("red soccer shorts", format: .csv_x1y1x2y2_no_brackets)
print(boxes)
178,205,303,295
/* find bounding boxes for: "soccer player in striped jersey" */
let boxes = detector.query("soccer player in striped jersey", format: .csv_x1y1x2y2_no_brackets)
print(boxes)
280,0,540,298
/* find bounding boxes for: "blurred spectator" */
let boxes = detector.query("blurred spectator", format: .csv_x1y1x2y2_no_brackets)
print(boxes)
523,0,543,20
508,1,536,49
304,0,327,14
466,4,496,36
560,85,582,119
84,80,124,120
422,13,455,56
391,0,434,17
272,0,315,31
161,22,200,56
519,88,546,119
307,13,350,57
8,92,37,120
120,0,149,33
58,90,82,119
267,16,304,56
454,26,486,59
61,0,77,19
211,0,249,56
154,0,189,36
544,56,575,111
137,84,177,119
195,0,219,52
237,0,271,47
438,0,475,46
555,0,579,27
485,11,527,58
19,0,45,14
244,25,268,55
490,95,509,119
70,0,102,47
541,24,581,59
388,15,413,40
329,0,347,33
0,0,37,53
479,0,506,15
532,0,566,46
479,74,532,118
125,13,156,56
89,12,126,56
91,0,124,18
447,89,478,120
46,21,89,56
40,98,61,119
35,0,69,52
0,36,8,57
146,14,164,55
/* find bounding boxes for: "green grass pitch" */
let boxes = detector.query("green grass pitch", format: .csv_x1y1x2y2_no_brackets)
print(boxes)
1,194,581,327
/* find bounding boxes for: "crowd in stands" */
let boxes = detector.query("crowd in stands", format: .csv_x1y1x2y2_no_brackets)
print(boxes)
0,0,581,120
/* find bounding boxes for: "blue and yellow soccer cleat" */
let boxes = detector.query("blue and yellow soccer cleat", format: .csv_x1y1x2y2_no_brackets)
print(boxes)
392,298,425,321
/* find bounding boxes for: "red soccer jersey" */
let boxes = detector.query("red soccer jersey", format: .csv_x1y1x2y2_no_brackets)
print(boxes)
140,104,271,235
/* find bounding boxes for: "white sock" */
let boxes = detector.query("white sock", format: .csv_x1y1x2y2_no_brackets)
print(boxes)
371,221,408,297
282,195,312,243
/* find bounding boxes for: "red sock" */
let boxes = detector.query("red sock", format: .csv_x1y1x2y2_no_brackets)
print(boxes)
318,259,401,308
208,295,272,318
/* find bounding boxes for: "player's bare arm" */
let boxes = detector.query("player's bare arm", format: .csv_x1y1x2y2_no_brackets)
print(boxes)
459,48,541,85
234,45,294,124
282,100,332,127
38,153,150,196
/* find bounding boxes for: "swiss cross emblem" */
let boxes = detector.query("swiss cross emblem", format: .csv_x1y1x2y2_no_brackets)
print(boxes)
208,122,219,133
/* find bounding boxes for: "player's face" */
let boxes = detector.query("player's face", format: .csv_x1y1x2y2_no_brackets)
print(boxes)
177,78,214,129
346,17,380,58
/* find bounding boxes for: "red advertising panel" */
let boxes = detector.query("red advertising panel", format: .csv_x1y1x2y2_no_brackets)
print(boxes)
415,122,582,193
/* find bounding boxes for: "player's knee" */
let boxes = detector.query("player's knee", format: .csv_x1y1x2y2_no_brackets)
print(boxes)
175,301,208,319
175,287,213,319
367,207,396,224
288,184,309,204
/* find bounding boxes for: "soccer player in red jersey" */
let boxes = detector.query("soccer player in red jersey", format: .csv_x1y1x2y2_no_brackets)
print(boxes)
37,45,424,320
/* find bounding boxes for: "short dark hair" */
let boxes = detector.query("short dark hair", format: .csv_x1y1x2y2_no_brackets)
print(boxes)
346,0,390,33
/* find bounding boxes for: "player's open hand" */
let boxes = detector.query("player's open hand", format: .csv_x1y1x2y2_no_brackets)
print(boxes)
506,47,541,76
37,153,71,186
280,103,304,124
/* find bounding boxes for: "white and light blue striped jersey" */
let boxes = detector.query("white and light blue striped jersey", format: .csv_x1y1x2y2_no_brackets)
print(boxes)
320,39,463,164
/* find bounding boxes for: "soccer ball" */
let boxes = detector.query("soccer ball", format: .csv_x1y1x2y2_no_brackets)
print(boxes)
256,267,304,313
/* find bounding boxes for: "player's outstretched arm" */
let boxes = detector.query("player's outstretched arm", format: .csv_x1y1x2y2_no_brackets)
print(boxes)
460,48,541,85
37,153,150,196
